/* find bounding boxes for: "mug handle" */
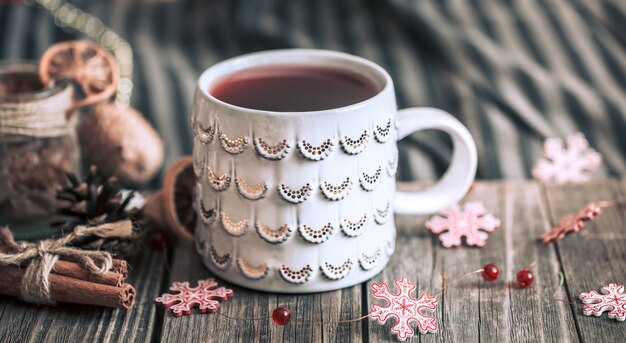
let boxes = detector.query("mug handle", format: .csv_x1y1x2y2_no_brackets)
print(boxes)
394,107,477,214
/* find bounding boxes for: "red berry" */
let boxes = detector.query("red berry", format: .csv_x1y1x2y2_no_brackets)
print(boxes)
272,306,291,326
481,263,499,282
516,269,534,288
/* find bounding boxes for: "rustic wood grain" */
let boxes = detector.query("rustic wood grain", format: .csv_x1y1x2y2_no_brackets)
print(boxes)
368,181,577,342
543,180,626,343
0,247,165,342
3,180,626,342
158,240,363,343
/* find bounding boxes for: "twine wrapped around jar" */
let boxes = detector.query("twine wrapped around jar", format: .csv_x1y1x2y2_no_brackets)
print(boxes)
0,83,73,139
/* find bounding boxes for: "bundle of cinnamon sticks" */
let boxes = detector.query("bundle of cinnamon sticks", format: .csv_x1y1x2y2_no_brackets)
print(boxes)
0,256,135,309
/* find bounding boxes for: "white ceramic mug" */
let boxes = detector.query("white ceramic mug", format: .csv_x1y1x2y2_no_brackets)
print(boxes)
191,49,477,293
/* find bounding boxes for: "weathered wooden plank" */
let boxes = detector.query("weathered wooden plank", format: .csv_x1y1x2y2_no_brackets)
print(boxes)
544,180,626,342
0,248,166,343
159,240,362,343
504,181,577,343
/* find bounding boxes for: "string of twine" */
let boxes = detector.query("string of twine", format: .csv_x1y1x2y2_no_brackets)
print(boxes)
0,85,73,138
0,220,133,305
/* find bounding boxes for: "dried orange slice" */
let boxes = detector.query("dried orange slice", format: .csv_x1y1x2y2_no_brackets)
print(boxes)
160,156,197,242
39,40,118,108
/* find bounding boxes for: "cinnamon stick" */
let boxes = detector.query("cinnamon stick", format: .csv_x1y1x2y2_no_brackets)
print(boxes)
0,265,135,309
52,259,125,287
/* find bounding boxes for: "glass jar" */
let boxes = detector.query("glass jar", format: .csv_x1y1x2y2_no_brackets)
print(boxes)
0,62,80,225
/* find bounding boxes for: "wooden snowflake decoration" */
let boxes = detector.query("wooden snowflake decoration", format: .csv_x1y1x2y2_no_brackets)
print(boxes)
370,276,438,341
425,201,501,248
540,203,601,245
155,278,234,316
579,283,626,321
532,132,602,184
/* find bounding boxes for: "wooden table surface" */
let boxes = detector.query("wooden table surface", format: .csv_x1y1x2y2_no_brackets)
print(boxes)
1,180,625,342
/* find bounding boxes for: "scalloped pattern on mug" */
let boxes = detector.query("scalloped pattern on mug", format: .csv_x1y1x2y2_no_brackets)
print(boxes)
298,223,335,244
374,119,392,143
256,222,293,244
340,130,369,155
235,177,267,200
387,155,398,177
209,245,232,271
254,137,291,160
219,130,248,154
196,122,215,144
278,183,313,203
320,258,354,280
207,166,231,191
199,200,217,225
320,177,352,201
237,258,268,280
340,213,368,237
221,212,248,236
298,138,334,161
359,247,382,270
374,201,391,225
279,264,313,284
360,166,382,191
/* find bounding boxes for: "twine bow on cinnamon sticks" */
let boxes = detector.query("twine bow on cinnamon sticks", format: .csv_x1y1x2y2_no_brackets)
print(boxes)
0,221,136,309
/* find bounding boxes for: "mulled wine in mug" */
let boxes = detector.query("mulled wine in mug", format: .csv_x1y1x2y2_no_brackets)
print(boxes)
189,50,477,293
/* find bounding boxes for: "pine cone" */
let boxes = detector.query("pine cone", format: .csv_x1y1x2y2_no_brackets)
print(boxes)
52,165,147,257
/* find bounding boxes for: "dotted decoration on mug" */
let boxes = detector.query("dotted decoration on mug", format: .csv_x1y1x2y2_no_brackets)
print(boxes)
279,264,313,284
359,247,382,270
319,177,352,201
196,122,215,144
235,177,267,200
207,167,231,191
360,166,382,191
220,212,248,237
374,202,391,225
340,130,369,155
374,119,392,143
320,259,354,280
209,245,232,271
340,213,369,237
219,130,248,154
298,223,335,244
297,138,334,161
254,137,291,160
236,258,268,280
278,183,313,204
199,200,217,225
256,222,293,244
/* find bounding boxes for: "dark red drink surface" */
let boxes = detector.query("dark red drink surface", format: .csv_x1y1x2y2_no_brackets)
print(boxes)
210,64,380,112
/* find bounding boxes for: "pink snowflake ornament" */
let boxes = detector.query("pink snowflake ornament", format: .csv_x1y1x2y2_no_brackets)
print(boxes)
579,283,626,321
425,201,501,248
370,276,438,341
155,278,234,317
532,132,602,184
